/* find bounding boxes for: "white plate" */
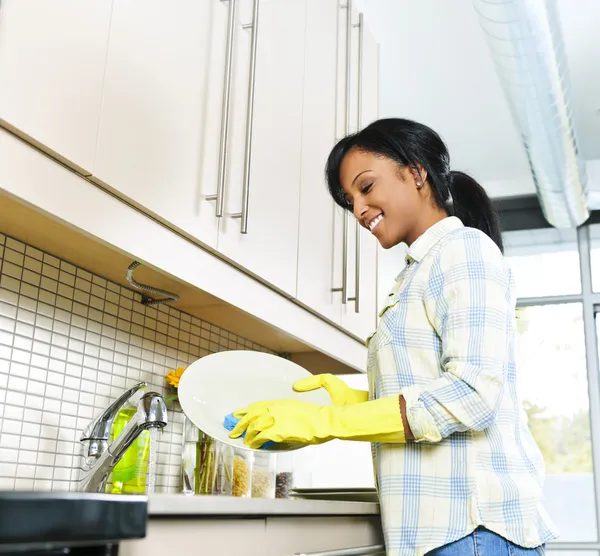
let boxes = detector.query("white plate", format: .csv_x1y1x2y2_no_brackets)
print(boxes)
177,350,332,452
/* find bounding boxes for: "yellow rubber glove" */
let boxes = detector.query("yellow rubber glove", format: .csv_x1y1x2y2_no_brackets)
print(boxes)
293,374,369,407
229,397,405,449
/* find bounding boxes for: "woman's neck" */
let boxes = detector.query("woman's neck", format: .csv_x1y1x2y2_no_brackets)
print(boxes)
405,208,449,247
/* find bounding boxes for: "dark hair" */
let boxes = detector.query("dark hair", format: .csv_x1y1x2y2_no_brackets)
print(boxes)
325,118,504,252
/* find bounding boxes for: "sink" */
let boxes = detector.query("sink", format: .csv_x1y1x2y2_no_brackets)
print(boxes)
0,492,147,554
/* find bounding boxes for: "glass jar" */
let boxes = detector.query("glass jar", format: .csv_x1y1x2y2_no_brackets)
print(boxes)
252,452,276,499
232,448,253,498
275,452,295,499
181,417,218,495
214,443,234,496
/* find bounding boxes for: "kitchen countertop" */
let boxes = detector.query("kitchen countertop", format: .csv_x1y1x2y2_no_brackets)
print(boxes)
148,494,380,517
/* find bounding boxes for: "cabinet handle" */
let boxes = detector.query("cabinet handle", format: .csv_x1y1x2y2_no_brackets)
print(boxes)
332,1,354,302
231,0,260,233
347,13,364,314
332,210,349,303
344,0,353,137
206,0,238,217
347,220,361,313
356,13,363,129
293,544,385,556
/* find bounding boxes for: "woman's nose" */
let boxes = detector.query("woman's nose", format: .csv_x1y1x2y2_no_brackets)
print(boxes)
354,200,368,220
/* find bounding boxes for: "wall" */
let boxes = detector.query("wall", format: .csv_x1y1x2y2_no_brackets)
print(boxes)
0,232,272,493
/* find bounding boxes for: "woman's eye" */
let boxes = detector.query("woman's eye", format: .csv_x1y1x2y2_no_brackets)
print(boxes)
361,183,373,194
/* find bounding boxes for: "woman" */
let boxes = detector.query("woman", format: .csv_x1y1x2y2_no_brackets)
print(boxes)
230,118,559,555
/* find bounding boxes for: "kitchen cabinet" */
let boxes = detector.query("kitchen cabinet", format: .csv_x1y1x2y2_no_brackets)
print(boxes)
120,519,268,556
94,0,224,249
0,0,380,358
340,19,380,341
297,0,380,340
265,516,383,556
296,0,340,323
95,0,306,295
0,0,112,174
119,511,383,556
216,0,306,296
1,126,369,372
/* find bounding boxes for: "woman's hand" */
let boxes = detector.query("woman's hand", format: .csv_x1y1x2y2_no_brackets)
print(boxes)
293,374,369,406
229,396,406,449
229,399,334,449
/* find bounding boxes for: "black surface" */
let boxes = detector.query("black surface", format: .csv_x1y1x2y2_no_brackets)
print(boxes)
0,545,119,556
493,194,600,232
494,195,552,231
0,492,147,554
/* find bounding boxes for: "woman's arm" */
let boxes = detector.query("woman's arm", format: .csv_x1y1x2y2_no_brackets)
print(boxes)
401,230,513,443
399,395,415,440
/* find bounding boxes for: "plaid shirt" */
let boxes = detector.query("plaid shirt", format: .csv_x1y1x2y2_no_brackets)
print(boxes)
367,217,558,555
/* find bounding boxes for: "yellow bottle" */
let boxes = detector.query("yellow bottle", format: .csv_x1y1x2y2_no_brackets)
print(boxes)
107,406,150,494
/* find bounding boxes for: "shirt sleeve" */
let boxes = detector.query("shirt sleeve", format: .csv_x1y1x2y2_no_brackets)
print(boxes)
401,230,515,443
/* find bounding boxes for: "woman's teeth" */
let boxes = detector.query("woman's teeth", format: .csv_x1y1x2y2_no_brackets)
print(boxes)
369,214,383,231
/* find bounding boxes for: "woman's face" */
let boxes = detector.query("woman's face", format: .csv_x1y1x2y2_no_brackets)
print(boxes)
339,149,428,248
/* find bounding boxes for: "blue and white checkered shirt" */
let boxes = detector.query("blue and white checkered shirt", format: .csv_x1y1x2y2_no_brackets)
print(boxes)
367,217,559,555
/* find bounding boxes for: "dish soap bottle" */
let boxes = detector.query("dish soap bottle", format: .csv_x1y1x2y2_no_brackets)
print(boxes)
107,405,151,494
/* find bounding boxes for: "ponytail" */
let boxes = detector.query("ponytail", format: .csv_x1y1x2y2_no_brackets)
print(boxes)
326,119,504,253
449,171,504,253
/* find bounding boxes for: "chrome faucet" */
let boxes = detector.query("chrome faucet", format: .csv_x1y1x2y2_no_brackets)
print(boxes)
78,382,168,493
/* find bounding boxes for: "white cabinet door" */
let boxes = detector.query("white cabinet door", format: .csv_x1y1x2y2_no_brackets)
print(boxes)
297,0,379,335
360,22,380,130
94,0,225,249
121,519,267,556
0,0,112,173
216,0,306,296
265,516,383,556
339,8,380,341
296,0,340,322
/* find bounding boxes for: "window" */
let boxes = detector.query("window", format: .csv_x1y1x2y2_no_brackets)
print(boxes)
517,304,596,542
504,228,581,298
588,224,600,292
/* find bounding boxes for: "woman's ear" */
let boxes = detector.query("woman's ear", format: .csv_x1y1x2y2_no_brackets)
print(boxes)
410,164,428,189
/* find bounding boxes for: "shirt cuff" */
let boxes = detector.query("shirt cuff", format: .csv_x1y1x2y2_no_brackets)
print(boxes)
401,385,442,443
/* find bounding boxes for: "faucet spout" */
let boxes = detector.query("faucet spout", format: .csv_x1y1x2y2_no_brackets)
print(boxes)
78,391,168,493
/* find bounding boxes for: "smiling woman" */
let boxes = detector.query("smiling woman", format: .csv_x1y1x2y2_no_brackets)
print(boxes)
230,117,558,555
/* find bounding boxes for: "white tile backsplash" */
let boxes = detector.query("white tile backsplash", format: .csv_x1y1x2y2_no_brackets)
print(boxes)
0,232,274,492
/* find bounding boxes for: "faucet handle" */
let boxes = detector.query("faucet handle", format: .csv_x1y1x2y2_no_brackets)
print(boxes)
80,381,147,441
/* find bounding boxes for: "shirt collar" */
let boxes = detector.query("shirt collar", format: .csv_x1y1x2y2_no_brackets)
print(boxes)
405,216,464,265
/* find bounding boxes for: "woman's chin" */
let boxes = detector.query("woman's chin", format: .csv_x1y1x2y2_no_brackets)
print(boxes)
377,235,403,250
378,237,394,249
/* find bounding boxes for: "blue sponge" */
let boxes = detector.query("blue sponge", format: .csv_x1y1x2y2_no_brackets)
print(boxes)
223,413,276,450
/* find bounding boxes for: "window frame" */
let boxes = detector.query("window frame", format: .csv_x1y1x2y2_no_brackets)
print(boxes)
515,225,600,551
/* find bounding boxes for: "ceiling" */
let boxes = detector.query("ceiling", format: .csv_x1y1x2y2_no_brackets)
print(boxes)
355,0,600,199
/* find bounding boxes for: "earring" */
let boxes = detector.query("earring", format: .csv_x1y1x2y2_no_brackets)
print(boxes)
416,181,423,187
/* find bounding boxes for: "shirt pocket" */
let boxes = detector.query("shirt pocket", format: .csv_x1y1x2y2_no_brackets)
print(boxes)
365,297,397,348
367,296,400,361
367,275,407,349
379,296,399,318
